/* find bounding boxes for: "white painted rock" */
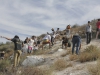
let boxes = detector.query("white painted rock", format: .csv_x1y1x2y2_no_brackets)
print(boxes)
22,55,45,66
58,49,64,52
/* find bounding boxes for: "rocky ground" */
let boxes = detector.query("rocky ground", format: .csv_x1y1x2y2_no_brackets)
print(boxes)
21,38,100,75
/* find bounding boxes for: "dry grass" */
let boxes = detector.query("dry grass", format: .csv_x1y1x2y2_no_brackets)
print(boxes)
5,50,14,59
0,60,11,72
52,59,72,71
0,66,53,75
79,45,100,63
69,54,78,61
32,49,50,55
66,50,71,55
88,60,100,75
20,67,53,75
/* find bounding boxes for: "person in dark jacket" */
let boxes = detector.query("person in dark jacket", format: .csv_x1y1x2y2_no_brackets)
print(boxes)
72,33,81,55
1,35,22,67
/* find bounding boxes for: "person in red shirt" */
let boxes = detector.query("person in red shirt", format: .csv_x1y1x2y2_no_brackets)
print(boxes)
96,19,100,39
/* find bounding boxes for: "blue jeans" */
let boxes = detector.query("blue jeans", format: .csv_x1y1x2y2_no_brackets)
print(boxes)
72,37,81,55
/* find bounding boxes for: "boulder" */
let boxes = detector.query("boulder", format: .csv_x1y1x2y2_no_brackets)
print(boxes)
22,55,45,66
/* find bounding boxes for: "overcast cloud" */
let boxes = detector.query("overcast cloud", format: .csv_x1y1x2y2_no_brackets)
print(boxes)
0,0,100,43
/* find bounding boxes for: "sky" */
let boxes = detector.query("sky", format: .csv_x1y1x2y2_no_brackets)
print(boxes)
0,0,100,43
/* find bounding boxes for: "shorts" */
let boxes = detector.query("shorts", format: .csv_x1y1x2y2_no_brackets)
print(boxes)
28,46,33,50
42,39,50,44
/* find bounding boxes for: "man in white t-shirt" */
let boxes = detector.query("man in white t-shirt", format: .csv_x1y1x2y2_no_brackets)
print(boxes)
42,32,51,50
28,36,35,54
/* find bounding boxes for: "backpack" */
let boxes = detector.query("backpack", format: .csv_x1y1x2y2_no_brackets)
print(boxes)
16,42,22,50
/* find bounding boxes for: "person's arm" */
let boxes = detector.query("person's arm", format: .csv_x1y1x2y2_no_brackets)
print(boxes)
79,43,81,50
1,36,12,40
79,38,81,50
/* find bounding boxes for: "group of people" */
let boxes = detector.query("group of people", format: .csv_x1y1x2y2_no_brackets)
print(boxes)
72,19,100,55
0,28,60,67
0,19,100,68
42,28,60,50
22,36,40,54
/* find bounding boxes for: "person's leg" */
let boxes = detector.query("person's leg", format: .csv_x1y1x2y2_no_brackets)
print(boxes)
27,46,30,54
51,37,54,46
17,50,22,66
76,42,80,55
72,42,75,54
89,33,91,43
42,43,44,50
86,32,89,44
37,44,40,50
49,42,51,49
31,47,33,54
96,31,99,39
13,50,18,67
62,41,64,49
28,48,31,54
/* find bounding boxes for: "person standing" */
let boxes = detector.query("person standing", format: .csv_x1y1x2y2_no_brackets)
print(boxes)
65,25,72,48
65,25,71,38
28,36,35,54
1,35,22,67
72,33,81,55
56,28,60,34
96,19,100,39
51,28,56,46
85,21,92,44
36,38,41,49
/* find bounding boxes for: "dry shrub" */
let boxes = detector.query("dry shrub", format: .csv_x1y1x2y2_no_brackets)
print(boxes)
52,59,72,71
67,62,73,67
88,60,100,75
69,54,78,61
79,45,100,63
5,50,13,59
21,67,53,75
66,50,72,55
0,60,10,72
